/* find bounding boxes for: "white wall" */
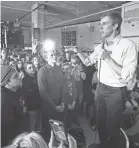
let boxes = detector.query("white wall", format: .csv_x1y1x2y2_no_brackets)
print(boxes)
77,22,101,49
44,21,101,51
121,2,139,51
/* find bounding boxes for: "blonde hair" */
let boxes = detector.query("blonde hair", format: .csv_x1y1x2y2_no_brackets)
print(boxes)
6,132,48,148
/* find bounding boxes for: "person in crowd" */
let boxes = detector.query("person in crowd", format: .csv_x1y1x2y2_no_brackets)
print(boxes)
87,62,98,130
65,51,71,63
60,48,67,63
37,39,65,142
1,65,24,147
70,54,86,122
81,60,96,128
25,53,31,62
9,54,14,60
16,60,25,79
17,54,21,61
56,56,63,67
21,58,25,63
62,63,78,128
91,62,98,95
74,12,138,148
32,56,41,71
9,59,16,68
1,48,9,65
22,62,42,132
3,131,77,148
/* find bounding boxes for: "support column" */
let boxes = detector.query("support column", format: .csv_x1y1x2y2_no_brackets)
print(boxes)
31,3,44,53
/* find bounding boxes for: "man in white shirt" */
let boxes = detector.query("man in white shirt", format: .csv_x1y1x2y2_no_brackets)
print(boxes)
74,12,138,148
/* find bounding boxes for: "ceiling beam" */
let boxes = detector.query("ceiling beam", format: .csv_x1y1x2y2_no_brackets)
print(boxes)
19,2,48,20
97,1,114,8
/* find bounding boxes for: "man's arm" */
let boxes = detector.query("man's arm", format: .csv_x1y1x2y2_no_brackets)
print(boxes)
77,52,88,65
37,68,57,109
74,48,98,66
103,42,138,82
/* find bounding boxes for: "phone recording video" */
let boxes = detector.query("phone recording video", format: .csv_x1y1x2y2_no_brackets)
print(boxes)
49,119,69,146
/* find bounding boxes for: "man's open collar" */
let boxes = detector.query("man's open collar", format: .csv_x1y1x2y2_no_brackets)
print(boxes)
105,34,121,46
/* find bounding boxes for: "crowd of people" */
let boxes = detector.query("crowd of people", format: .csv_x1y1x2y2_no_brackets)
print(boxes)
1,12,139,148
1,43,96,147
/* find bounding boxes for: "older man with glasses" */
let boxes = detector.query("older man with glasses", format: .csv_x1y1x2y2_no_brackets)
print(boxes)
37,40,65,142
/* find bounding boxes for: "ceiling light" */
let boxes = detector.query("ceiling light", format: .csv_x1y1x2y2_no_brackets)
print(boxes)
42,39,55,51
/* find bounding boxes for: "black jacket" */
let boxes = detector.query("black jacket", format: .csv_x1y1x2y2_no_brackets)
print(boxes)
1,87,24,147
22,73,42,111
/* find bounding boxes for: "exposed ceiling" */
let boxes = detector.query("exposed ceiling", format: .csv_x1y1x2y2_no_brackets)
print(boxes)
1,1,127,29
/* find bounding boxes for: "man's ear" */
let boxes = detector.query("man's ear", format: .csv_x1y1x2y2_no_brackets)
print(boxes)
113,23,118,31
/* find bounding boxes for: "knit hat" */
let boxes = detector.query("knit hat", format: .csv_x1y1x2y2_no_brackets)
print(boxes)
1,65,16,86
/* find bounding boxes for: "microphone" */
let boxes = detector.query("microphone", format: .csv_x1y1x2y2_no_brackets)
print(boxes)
100,39,112,60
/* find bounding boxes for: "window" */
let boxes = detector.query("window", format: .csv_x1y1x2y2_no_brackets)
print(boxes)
61,27,77,46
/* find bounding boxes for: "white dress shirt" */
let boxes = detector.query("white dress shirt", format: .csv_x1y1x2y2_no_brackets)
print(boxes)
85,35,138,87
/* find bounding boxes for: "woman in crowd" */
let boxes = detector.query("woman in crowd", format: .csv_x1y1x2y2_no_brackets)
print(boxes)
16,60,25,79
9,59,16,68
22,62,42,132
70,54,86,122
62,63,78,128
1,48,9,65
32,56,41,71
81,58,96,127
1,65,24,147
65,51,71,63
3,131,77,148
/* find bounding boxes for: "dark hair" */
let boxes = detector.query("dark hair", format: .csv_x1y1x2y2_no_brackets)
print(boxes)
24,62,33,70
101,12,122,33
31,55,39,62
9,59,15,63
16,60,24,72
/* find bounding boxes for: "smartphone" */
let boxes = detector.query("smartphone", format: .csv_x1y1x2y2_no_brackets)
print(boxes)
49,119,69,146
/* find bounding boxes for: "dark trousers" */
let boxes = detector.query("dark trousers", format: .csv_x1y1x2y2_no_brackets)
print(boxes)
64,105,79,129
41,100,64,143
95,83,126,148
28,110,42,132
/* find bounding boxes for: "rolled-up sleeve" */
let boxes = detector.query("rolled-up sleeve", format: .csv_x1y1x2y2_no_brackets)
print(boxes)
84,49,98,66
121,42,138,82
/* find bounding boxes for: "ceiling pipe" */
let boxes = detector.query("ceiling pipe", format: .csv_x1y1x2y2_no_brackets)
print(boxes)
44,1,139,29
1,4,59,18
19,3,45,20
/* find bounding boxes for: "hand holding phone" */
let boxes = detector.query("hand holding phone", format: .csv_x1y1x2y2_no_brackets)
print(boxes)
49,119,70,146
68,134,77,148
49,131,77,148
